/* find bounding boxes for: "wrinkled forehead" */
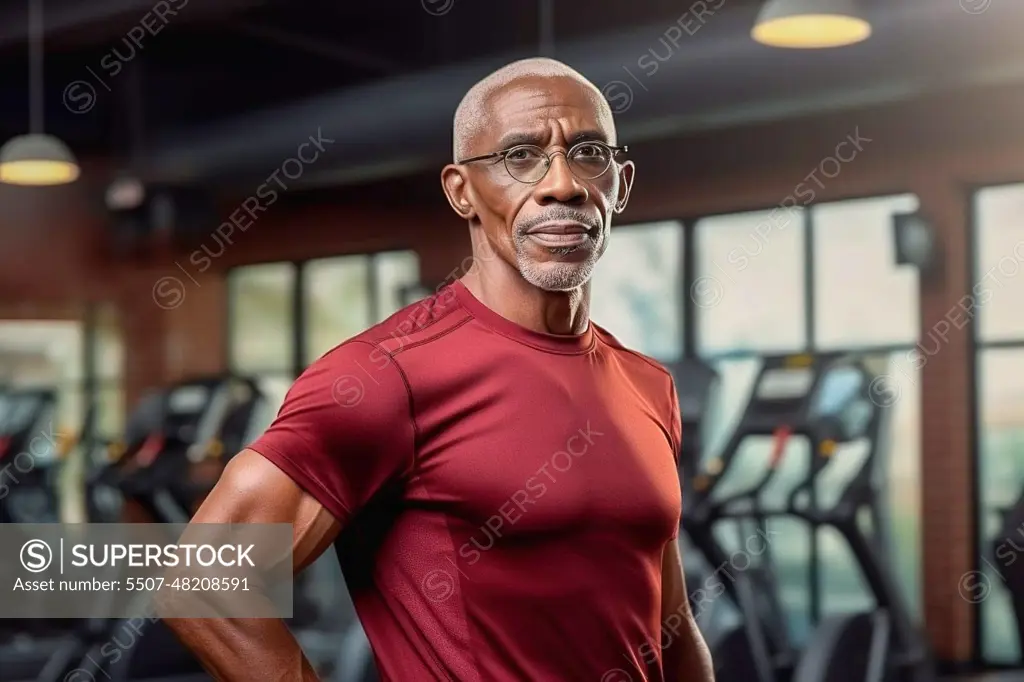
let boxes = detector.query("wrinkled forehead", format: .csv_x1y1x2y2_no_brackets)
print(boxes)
478,75,616,151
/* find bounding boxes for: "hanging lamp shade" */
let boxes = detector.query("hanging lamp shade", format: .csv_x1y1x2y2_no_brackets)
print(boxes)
0,133,80,185
752,0,871,49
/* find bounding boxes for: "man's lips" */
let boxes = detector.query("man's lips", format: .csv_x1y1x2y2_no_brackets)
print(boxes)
526,221,594,235
525,222,597,248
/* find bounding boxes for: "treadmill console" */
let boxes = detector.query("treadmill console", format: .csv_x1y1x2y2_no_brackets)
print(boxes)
741,354,879,445
165,384,212,443
0,390,59,463
806,365,874,444
691,353,887,500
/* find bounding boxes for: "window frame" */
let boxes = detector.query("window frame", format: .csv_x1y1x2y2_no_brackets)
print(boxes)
226,250,419,379
0,308,126,441
589,220,687,362
684,190,919,360
968,179,1024,668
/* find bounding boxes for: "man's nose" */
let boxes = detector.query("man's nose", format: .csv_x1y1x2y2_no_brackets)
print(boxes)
534,152,588,204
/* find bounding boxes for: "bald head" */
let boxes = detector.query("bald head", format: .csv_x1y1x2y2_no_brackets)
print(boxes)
452,57,615,162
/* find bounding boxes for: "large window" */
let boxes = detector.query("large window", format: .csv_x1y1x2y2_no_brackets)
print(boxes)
591,221,683,361
229,262,296,374
0,320,84,439
93,304,126,439
976,350,1024,663
694,195,923,645
228,251,420,418
304,252,420,362
695,209,807,355
305,257,371,364
229,262,297,422
0,308,125,447
973,182,1024,664
812,195,920,348
974,184,1024,343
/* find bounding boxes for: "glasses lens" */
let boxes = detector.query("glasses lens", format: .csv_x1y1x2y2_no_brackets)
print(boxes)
504,146,548,183
569,142,613,179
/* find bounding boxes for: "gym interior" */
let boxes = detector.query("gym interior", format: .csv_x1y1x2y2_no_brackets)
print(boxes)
0,0,1022,680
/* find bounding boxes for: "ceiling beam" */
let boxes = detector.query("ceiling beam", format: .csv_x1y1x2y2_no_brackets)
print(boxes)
230,22,403,74
0,0,268,49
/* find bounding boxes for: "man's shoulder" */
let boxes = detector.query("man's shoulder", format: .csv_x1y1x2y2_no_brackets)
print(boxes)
593,324,674,390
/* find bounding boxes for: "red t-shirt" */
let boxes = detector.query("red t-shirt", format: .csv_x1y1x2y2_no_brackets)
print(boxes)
249,280,682,682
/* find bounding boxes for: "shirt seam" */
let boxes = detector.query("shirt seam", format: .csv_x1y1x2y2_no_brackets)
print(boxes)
348,339,421,480
249,439,353,522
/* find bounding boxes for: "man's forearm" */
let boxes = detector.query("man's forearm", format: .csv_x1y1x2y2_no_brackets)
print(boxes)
163,617,320,682
664,616,715,682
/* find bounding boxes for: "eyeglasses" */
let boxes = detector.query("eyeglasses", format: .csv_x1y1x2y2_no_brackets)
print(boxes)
458,140,628,184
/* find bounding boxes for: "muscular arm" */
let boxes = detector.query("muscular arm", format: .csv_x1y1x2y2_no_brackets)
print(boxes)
161,449,341,682
661,538,715,682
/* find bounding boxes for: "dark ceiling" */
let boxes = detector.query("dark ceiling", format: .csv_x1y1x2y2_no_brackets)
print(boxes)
0,0,759,151
0,0,1022,192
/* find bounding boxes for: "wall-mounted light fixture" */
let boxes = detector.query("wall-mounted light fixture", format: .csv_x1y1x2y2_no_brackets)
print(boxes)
893,211,941,279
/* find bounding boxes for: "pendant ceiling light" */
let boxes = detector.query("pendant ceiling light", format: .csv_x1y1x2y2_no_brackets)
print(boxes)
0,0,80,185
752,0,872,49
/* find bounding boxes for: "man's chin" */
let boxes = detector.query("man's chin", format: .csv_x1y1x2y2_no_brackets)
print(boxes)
519,259,596,292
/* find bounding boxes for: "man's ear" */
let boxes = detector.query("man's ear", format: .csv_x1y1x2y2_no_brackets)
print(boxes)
613,160,635,214
441,165,477,220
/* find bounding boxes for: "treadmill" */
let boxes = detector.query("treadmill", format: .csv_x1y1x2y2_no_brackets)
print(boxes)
685,354,822,682
784,356,932,682
0,388,74,682
0,387,61,524
665,359,725,622
685,353,933,682
668,357,720,476
34,375,267,682
992,490,1024,664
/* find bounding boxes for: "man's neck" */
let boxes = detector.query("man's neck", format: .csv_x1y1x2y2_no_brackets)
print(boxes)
460,265,590,337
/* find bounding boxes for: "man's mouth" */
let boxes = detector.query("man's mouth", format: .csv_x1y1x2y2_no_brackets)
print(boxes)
525,222,595,248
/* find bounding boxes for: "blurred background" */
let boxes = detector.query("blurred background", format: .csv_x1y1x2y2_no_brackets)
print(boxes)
0,0,1023,680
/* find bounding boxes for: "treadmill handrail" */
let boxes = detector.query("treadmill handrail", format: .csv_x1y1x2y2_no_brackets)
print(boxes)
711,426,794,511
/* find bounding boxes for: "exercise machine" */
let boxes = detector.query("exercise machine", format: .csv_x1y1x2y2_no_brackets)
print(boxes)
686,353,934,682
787,356,932,682
39,375,268,682
685,355,804,682
0,387,81,682
0,387,61,524
0,376,265,682
993,489,1024,664
48,375,362,682
668,357,720,477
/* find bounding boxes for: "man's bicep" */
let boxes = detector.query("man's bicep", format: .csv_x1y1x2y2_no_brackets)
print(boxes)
192,449,341,573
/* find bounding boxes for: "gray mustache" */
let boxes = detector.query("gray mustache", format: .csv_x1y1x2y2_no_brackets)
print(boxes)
516,209,600,234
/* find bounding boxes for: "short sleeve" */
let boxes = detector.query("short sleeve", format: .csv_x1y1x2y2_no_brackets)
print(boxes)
667,376,683,540
667,376,682,468
247,340,415,524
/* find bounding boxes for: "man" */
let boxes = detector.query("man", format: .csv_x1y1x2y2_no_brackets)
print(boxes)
166,57,714,682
